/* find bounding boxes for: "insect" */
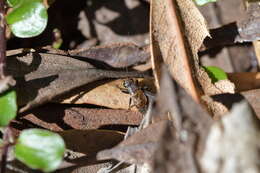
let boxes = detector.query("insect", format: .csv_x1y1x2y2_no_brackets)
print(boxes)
121,79,148,113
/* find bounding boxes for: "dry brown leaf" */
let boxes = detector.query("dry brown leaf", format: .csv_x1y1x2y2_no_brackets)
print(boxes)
41,42,150,68
97,120,170,164
6,52,148,112
69,43,150,68
150,0,210,101
150,0,235,103
18,105,142,131
57,78,155,110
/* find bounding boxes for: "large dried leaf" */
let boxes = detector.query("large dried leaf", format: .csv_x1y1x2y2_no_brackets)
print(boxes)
6,52,148,112
150,0,210,101
69,43,150,68
57,78,155,110
201,101,260,173
150,0,234,102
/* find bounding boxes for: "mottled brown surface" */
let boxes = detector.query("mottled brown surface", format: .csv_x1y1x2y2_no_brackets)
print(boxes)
17,104,142,132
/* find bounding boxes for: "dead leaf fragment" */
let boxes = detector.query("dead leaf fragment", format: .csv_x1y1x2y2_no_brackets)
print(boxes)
97,120,170,164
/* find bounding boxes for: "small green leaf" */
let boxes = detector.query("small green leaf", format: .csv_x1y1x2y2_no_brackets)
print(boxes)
203,66,228,83
0,90,17,127
6,0,48,38
194,0,217,6
14,129,65,172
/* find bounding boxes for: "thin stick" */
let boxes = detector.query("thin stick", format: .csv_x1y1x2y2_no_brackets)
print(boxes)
0,0,6,78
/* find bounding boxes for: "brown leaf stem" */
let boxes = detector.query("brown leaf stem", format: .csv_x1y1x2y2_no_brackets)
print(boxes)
0,0,5,78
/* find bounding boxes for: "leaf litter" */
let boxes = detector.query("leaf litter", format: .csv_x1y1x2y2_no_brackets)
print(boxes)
6,0,260,173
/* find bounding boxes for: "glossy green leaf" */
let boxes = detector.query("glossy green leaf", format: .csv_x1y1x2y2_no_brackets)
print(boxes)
203,66,228,83
6,0,48,38
194,0,217,6
14,129,65,172
0,90,17,127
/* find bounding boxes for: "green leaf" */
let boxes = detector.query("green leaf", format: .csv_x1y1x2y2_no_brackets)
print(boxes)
0,90,17,127
6,0,21,7
6,0,48,38
203,66,228,83
14,129,65,172
194,0,217,6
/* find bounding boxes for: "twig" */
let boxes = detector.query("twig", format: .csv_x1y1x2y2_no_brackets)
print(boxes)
0,0,6,78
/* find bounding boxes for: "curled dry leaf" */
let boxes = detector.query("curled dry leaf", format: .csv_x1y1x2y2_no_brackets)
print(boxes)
150,0,208,101
150,0,235,103
41,42,150,68
201,101,260,173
